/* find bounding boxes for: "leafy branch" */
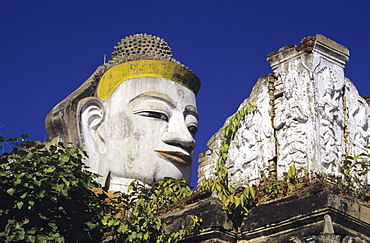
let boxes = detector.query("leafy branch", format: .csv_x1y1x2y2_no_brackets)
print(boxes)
101,178,201,242
0,135,107,242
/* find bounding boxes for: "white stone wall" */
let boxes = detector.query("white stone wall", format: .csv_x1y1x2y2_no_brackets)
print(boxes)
227,75,275,185
198,34,370,187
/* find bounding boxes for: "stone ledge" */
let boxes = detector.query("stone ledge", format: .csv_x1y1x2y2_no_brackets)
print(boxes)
160,195,234,232
159,184,370,242
240,185,370,242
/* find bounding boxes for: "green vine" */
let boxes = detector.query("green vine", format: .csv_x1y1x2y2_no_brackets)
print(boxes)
198,103,258,226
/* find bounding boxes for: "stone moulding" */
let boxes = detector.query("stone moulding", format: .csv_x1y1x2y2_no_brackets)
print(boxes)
160,195,236,243
240,185,370,242
160,185,370,242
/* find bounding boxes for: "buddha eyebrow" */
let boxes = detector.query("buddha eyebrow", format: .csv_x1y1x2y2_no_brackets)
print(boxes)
129,91,176,107
185,105,199,120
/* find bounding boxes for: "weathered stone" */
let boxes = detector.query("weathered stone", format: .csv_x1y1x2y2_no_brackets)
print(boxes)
160,193,236,243
198,34,370,187
191,35,370,242
160,184,370,242
239,185,370,242
46,34,201,192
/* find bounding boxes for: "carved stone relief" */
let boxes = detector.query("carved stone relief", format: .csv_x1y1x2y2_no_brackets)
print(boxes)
344,78,370,183
197,34,370,188
227,76,275,186
315,64,345,175
273,57,312,177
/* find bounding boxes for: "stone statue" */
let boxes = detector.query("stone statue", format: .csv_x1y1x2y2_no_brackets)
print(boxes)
46,34,201,192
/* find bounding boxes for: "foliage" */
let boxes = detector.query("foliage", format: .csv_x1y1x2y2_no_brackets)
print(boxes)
198,103,258,227
197,103,313,227
101,178,201,242
325,154,370,203
0,135,107,242
0,135,202,243
256,164,301,203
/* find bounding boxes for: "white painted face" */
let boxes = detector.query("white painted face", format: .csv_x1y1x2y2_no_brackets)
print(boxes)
97,77,198,190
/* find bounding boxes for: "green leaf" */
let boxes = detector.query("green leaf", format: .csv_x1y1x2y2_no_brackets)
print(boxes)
15,178,22,185
53,183,64,192
23,153,33,161
59,154,70,162
7,188,15,195
234,196,241,207
61,177,70,187
61,189,68,197
118,224,128,233
27,235,36,243
48,222,58,231
16,201,24,209
20,134,29,139
44,167,55,173
38,190,46,198
288,169,292,178
248,186,256,199
28,200,35,207
86,221,97,230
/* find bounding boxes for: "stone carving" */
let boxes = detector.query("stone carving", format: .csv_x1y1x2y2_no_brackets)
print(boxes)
344,78,370,183
227,76,275,185
273,59,311,175
289,214,368,243
315,65,345,175
198,34,370,187
46,34,201,192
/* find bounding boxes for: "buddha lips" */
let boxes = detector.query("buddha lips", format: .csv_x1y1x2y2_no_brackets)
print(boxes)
154,150,192,167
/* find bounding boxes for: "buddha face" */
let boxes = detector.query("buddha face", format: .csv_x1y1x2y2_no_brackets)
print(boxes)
81,77,198,191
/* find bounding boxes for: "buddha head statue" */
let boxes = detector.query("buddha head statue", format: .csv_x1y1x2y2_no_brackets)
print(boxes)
45,34,201,191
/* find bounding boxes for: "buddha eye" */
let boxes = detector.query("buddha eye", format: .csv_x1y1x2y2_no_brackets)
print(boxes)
188,125,198,137
135,111,168,121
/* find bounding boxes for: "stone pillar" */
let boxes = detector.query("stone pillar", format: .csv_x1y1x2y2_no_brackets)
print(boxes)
267,34,349,178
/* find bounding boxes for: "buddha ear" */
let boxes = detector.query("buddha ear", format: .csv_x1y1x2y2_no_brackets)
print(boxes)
77,97,106,154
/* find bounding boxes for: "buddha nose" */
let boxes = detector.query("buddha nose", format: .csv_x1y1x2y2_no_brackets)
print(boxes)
162,118,195,153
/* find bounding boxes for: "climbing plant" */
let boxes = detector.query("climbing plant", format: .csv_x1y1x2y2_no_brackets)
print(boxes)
198,103,258,226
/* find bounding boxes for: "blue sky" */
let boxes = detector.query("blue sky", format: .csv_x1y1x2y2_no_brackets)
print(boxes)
1,1,369,188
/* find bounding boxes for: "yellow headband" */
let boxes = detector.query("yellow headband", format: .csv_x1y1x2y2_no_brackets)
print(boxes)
97,60,200,100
